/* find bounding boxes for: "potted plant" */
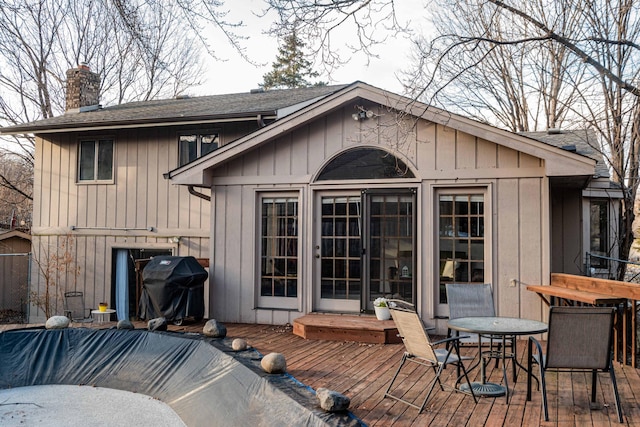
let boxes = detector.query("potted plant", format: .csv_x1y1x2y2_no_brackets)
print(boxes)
98,302,108,312
373,297,393,320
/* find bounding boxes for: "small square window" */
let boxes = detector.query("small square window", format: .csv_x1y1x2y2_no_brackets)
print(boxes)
78,139,114,182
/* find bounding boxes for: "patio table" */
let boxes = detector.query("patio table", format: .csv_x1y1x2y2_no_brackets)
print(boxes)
447,316,547,402
91,308,116,323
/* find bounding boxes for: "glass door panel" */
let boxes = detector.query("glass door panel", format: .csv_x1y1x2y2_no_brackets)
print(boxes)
315,195,362,312
314,190,415,313
367,194,414,309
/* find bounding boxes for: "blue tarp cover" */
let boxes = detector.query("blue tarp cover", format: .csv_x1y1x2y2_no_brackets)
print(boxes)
0,328,363,427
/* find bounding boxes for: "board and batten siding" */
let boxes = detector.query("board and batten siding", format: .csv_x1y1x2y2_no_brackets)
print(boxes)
207,104,550,326
30,126,212,321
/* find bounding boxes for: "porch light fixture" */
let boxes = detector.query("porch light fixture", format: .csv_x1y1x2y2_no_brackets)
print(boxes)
352,110,374,121
170,236,182,244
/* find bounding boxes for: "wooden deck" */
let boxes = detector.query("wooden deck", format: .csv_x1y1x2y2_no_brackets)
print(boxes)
3,321,640,426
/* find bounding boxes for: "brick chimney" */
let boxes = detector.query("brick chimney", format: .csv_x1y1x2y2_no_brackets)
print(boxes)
65,63,101,112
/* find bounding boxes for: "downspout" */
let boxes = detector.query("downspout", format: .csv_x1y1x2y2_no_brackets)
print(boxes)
188,185,211,201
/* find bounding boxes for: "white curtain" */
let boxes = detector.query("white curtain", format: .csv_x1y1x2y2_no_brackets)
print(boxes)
115,249,129,321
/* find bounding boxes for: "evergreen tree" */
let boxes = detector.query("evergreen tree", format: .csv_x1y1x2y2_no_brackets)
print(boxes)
260,31,323,90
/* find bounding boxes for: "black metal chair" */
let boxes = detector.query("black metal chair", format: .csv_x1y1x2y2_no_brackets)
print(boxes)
528,306,622,423
384,300,477,412
64,291,93,323
446,283,516,375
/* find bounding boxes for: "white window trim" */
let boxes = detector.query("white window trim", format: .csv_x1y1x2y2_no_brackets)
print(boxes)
256,190,303,310
433,185,492,318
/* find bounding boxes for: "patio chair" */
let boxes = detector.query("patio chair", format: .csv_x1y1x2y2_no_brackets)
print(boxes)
446,283,515,373
528,306,622,423
384,300,477,412
63,291,93,323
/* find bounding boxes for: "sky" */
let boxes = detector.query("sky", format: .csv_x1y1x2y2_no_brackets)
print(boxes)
189,1,427,97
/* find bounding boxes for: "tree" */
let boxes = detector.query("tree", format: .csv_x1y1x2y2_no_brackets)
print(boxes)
30,235,79,318
263,0,409,76
0,0,247,208
0,153,32,230
264,0,640,279
260,30,323,90
410,0,640,279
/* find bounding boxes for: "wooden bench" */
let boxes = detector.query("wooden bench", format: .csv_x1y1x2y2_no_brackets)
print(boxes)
527,273,639,367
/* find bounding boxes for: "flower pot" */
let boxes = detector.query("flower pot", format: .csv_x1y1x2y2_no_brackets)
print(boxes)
98,303,108,312
374,306,391,321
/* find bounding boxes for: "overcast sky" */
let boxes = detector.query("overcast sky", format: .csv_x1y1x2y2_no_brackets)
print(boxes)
190,0,426,96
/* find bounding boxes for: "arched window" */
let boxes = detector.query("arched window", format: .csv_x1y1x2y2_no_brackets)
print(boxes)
316,148,414,181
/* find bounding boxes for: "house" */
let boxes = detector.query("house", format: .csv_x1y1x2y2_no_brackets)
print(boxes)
1,65,622,330
0,230,31,317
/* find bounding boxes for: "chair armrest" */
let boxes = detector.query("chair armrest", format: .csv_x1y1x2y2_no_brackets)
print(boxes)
432,335,470,346
529,336,543,364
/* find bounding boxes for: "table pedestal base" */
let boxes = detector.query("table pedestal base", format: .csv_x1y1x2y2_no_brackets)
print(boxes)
460,381,506,397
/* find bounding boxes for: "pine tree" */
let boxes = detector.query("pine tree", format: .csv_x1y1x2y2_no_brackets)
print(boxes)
260,31,323,90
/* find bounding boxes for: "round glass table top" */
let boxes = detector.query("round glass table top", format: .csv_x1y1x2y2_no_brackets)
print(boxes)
447,316,548,336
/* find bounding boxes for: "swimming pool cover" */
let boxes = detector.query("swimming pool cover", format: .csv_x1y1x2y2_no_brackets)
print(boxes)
0,328,364,427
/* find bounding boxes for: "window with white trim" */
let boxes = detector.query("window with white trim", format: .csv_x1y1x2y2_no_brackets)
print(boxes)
438,193,485,304
260,196,299,305
78,139,114,182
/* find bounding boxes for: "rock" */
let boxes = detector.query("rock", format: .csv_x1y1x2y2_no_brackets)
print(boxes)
232,338,247,351
261,352,286,374
117,319,134,330
45,316,70,329
203,319,227,338
316,388,350,412
148,317,168,331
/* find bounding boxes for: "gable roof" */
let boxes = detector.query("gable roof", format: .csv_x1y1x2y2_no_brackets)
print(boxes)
0,85,348,134
0,230,31,242
166,82,597,186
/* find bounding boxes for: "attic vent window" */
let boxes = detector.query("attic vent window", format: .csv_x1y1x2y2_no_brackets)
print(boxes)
562,144,577,152
317,148,414,181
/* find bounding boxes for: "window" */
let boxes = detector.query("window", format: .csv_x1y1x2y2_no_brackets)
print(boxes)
438,193,485,303
178,131,220,166
79,139,114,182
260,197,299,299
590,200,609,268
317,147,415,180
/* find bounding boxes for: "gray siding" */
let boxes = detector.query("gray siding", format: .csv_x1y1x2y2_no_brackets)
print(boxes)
31,125,217,321
207,104,550,325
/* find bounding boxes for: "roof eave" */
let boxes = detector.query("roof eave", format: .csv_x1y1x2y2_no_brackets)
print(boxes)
0,112,279,135
167,82,597,185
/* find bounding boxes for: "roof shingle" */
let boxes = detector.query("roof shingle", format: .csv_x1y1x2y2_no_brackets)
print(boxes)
1,84,349,134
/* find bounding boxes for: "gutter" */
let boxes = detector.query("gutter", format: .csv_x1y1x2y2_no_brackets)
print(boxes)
188,185,211,201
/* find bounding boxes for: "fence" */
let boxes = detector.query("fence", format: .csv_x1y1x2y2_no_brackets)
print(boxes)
0,252,30,320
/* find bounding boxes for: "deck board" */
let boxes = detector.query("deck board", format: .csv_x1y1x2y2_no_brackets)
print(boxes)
3,321,640,426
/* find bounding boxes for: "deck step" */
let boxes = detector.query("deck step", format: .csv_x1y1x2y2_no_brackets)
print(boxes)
292,314,401,344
